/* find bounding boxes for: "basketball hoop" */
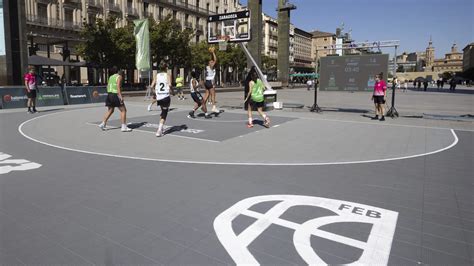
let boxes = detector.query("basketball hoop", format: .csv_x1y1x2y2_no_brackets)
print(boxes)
218,35,230,51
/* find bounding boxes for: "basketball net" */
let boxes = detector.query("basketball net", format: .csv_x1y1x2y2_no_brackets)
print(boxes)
218,35,230,51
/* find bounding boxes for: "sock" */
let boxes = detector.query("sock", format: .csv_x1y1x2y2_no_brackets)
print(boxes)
158,123,163,131
262,114,267,120
248,118,253,124
28,107,31,111
121,123,127,129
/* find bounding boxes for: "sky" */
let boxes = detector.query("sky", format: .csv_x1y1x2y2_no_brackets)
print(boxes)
240,0,473,58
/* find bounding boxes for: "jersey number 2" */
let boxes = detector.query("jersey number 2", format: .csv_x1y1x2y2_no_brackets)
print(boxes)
159,83,165,91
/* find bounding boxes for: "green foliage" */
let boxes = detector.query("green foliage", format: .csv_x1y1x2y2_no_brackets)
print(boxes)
441,71,454,80
149,15,193,68
77,15,194,71
262,55,277,71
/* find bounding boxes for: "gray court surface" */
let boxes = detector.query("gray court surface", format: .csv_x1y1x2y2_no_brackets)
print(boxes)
1,89,473,265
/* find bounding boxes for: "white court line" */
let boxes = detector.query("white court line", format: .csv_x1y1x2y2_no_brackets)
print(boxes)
84,122,220,143
18,108,460,166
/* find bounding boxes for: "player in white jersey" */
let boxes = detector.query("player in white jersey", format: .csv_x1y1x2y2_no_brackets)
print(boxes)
188,71,211,119
150,63,174,137
203,47,219,113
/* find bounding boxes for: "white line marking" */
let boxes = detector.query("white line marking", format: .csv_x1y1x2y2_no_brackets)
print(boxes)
214,195,398,265
18,108,460,166
0,152,42,174
186,116,247,123
84,122,220,143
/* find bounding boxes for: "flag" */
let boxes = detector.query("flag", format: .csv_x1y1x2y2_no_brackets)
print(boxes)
133,19,150,71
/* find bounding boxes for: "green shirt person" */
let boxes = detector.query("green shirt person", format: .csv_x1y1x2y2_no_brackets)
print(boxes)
99,67,132,132
175,74,185,100
244,70,271,128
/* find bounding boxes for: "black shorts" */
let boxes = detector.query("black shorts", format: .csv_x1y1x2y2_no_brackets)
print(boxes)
105,93,124,107
204,80,214,90
157,96,171,108
191,91,203,103
373,95,385,104
250,100,264,109
27,90,37,99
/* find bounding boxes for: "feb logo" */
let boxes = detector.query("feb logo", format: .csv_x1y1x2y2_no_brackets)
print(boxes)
92,90,99,98
214,195,398,265
3,94,12,103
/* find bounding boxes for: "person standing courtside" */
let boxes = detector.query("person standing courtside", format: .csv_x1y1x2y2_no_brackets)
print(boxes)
98,67,132,132
24,66,38,113
150,63,174,137
175,73,185,100
371,73,387,121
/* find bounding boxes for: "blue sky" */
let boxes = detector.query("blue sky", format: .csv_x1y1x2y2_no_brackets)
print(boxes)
240,0,473,58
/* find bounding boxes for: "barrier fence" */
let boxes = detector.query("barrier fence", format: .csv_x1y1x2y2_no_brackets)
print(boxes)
0,86,107,109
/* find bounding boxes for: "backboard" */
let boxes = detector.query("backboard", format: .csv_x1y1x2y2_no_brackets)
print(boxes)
207,10,251,43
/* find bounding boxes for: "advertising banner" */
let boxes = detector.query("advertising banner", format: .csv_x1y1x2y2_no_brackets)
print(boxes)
133,19,150,71
65,86,91,105
320,54,389,91
0,87,28,109
37,87,64,107
88,86,107,103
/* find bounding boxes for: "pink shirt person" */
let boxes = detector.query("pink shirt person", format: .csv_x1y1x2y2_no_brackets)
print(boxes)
373,80,387,96
24,72,37,91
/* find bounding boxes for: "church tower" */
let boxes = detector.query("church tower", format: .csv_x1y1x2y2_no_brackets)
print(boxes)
425,36,435,71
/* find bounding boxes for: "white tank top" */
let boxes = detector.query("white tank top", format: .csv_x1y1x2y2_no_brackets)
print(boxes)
189,78,199,93
155,72,170,100
205,66,216,81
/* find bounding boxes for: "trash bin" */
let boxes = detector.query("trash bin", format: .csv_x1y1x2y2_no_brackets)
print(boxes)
263,90,277,111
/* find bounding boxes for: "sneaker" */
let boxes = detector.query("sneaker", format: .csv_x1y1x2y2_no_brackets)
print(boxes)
371,116,379,120
121,127,132,132
156,128,163,137
204,113,212,119
379,116,385,121
32,108,38,113
212,106,220,113
264,117,271,128
98,123,106,131
188,111,195,118
27,110,32,114
247,122,254,128
147,103,153,111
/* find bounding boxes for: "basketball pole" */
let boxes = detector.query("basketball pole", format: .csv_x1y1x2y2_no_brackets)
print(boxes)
386,45,399,118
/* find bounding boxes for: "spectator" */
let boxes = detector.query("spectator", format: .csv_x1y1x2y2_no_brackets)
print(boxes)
371,72,387,121
24,66,38,114
423,80,428,91
306,79,313,90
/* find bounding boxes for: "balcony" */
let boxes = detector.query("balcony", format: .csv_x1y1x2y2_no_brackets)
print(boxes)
196,24,204,33
26,15,82,31
158,0,214,17
87,0,103,9
125,7,139,18
64,0,82,8
184,21,193,29
107,3,122,14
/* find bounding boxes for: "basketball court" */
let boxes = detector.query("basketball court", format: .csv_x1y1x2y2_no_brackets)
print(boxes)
1,98,473,265
0,4,473,265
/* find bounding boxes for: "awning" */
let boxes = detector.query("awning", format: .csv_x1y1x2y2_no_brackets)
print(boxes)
28,55,86,67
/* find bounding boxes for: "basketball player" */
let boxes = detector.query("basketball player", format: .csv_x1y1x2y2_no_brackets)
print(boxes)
188,71,211,119
244,71,270,128
99,67,132,132
150,63,174,137
203,47,219,113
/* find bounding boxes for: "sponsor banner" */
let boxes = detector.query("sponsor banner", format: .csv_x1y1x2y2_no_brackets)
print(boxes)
65,86,91,105
88,86,107,103
0,87,28,109
37,87,64,107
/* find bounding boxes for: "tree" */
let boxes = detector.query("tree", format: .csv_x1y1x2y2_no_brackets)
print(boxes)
149,16,193,70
